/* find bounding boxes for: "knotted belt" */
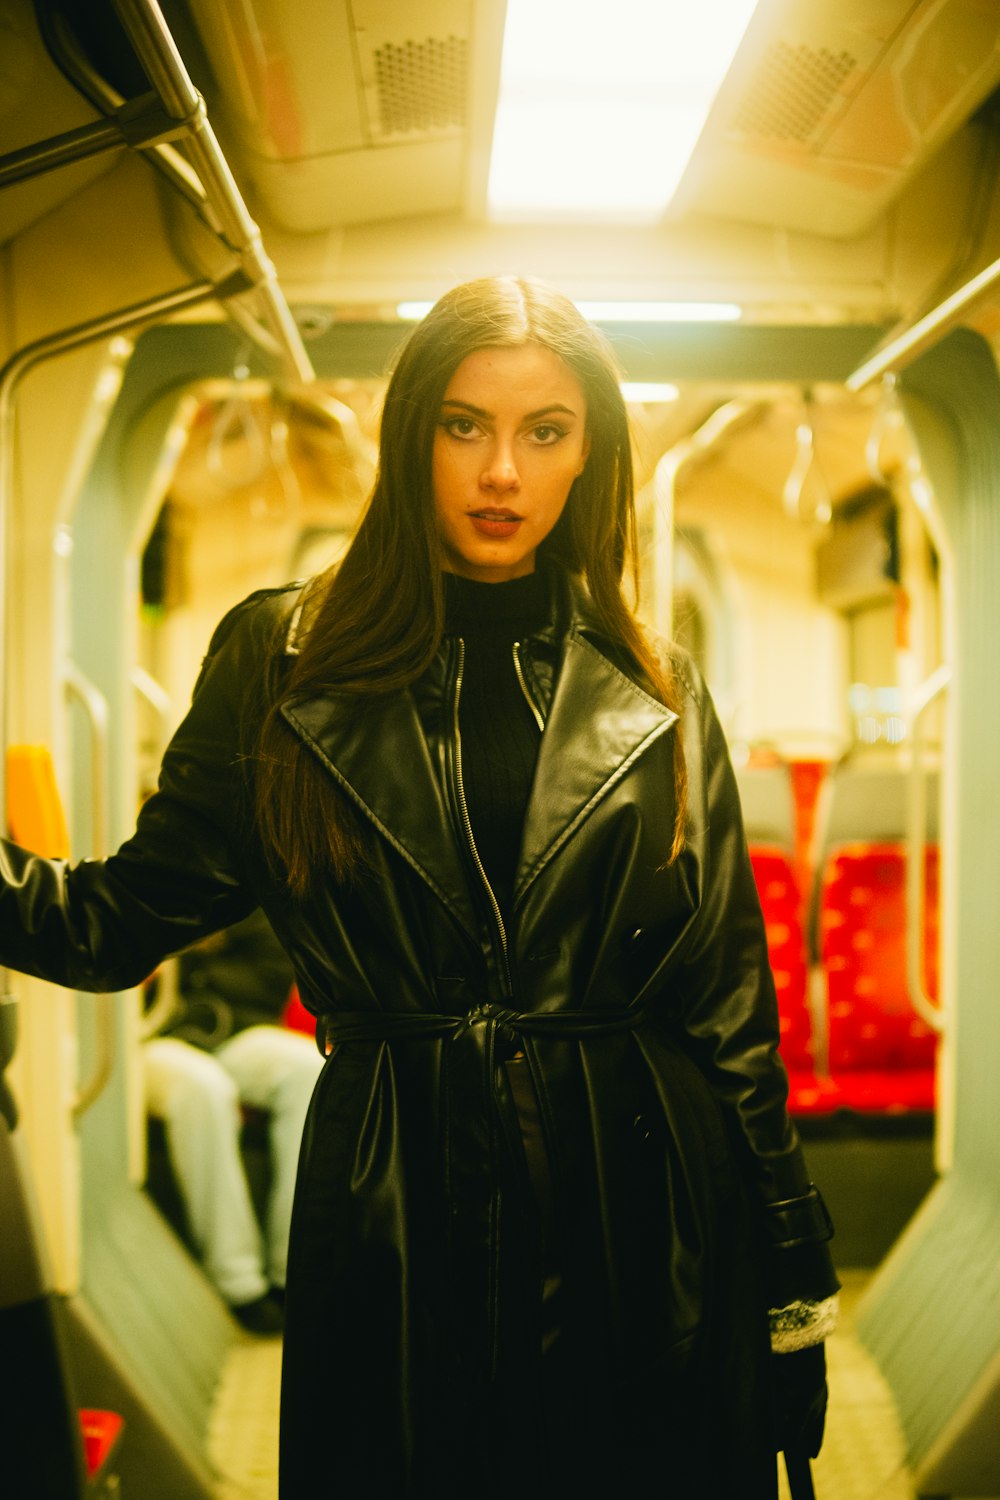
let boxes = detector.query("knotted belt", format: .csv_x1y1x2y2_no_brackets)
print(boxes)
317,1001,649,1053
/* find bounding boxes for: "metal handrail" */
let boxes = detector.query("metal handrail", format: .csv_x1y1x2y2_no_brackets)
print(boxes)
0,92,196,190
847,249,1000,391
129,668,181,1039
0,277,235,846
131,664,173,725
14,0,314,384
61,666,116,1120
907,665,951,1033
62,664,110,858
111,0,314,384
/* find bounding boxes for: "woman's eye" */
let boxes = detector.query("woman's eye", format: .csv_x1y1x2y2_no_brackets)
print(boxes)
530,423,565,445
441,416,479,439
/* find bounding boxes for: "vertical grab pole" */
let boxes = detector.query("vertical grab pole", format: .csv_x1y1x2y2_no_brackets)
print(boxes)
61,665,115,1120
907,664,951,1033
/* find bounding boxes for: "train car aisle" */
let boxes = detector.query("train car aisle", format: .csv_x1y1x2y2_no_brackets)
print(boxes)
208,1333,281,1500
206,1267,915,1499
780,1269,914,1500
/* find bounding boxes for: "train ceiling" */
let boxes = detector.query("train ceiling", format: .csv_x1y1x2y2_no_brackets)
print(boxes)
5,0,1000,245
170,0,1000,238
0,0,995,522
0,0,997,329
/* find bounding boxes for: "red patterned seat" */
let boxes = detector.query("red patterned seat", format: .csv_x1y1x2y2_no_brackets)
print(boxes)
748,846,841,1116
819,842,939,1113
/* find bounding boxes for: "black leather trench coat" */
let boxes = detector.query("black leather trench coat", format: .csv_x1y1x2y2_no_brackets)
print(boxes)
0,572,833,1498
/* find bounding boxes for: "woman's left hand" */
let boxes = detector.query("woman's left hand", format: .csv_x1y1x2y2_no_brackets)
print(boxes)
772,1342,828,1457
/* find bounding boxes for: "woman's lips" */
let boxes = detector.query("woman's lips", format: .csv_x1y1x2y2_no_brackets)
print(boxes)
468,509,523,538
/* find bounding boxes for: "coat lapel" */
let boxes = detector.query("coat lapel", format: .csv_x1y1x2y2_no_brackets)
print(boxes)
281,690,482,945
281,624,678,938
514,632,678,907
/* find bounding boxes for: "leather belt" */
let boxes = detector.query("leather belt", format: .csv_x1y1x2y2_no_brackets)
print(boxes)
318,1001,648,1054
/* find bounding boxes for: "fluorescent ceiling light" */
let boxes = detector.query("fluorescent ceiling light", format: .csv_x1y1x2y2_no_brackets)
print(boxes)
620,382,680,403
397,299,740,323
488,0,759,221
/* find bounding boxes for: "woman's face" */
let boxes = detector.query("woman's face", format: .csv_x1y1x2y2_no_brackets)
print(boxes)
431,343,590,582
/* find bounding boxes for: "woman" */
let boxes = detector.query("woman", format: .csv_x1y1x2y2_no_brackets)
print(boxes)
1,277,837,1497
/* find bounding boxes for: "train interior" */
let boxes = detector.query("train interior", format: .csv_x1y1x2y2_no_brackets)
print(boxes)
2,0,1000,1494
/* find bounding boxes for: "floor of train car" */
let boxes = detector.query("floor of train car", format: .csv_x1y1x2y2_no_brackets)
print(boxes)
206,1269,915,1500
144,1112,936,1497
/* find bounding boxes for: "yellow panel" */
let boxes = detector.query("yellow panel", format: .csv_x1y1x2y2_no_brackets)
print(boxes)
6,745,70,858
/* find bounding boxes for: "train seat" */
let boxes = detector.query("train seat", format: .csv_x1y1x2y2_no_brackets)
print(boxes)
735,756,797,851
748,847,811,1061
282,986,315,1037
746,844,842,1116
818,839,939,1115
736,756,845,1114
807,761,939,956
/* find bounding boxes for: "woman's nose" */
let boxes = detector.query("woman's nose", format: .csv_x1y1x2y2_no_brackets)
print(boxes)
480,439,520,492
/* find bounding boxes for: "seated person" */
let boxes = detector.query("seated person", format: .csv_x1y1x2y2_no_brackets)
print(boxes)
144,908,322,1334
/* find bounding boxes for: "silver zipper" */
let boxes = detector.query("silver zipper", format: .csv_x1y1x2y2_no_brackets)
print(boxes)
512,642,544,732
452,639,513,996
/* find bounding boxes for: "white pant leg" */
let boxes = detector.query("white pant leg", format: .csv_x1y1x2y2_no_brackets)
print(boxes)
143,1037,268,1306
214,1026,324,1289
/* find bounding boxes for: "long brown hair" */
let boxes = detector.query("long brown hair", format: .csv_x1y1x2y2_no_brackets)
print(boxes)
255,276,686,891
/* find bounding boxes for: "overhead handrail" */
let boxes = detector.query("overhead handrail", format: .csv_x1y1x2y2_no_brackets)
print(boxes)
0,92,196,190
110,0,314,384
782,390,832,525
9,0,314,384
35,0,291,378
847,248,1000,391
34,0,207,209
61,665,116,1120
907,664,951,1033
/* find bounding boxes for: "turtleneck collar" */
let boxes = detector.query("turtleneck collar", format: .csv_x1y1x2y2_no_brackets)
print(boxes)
443,567,550,639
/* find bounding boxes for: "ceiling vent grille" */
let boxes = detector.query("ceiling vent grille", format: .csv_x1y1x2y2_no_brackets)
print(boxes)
729,40,856,144
373,35,468,137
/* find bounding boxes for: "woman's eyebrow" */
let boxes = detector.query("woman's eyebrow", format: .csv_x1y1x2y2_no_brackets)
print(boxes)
440,398,579,420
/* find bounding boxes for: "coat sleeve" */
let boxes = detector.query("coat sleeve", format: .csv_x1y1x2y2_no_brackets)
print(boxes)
669,663,838,1326
0,591,287,993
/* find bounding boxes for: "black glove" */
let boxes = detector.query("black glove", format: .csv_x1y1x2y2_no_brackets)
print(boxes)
772,1342,828,1457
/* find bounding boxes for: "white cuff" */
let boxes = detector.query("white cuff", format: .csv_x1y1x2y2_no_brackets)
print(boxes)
769,1292,840,1353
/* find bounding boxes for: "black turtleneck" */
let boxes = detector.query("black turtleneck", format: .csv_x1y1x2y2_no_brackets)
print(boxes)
444,569,549,922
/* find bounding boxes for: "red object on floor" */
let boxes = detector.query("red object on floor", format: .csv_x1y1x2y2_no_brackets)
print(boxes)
79,1408,124,1479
